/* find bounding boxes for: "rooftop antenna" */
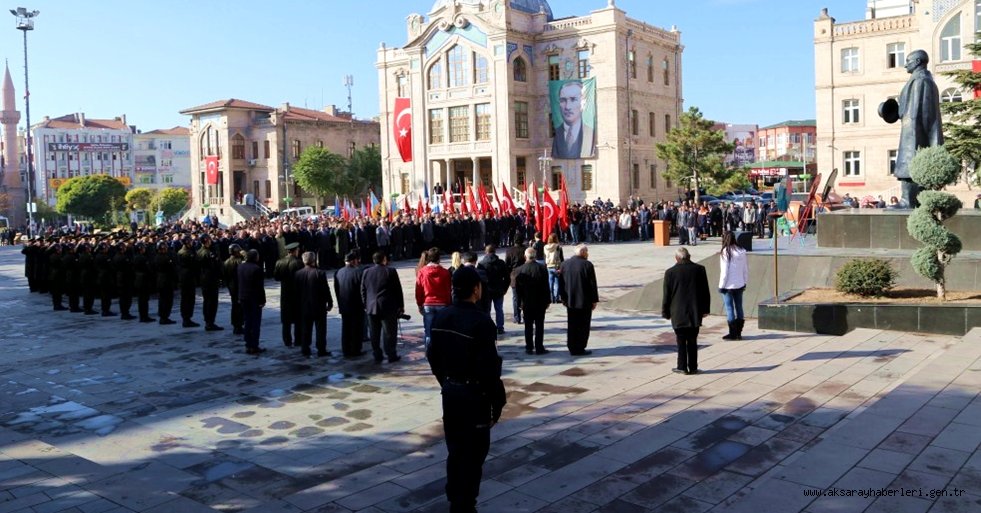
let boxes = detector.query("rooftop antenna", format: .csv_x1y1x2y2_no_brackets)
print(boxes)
343,75,354,120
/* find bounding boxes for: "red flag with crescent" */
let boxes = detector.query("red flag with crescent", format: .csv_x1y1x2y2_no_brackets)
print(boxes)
558,174,570,230
205,156,219,185
394,98,412,162
500,183,516,215
542,185,558,241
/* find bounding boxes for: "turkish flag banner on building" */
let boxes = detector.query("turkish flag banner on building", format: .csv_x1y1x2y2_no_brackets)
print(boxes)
205,156,219,185
394,98,413,163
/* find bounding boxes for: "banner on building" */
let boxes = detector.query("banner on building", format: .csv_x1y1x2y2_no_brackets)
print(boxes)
393,97,413,163
47,142,129,152
549,78,597,160
205,156,219,185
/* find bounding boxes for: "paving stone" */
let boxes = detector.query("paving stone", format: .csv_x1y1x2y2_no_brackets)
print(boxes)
807,467,896,513
681,470,753,505
930,422,981,453
857,448,915,475
776,440,868,488
906,446,971,478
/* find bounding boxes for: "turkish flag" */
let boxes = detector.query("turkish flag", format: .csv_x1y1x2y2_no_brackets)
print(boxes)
467,184,479,214
478,184,493,215
542,186,558,241
558,175,570,230
525,181,533,225
444,189,453,213
394,98,412,162
205,156,219,185
974,61,981,99
416,196,425,218
500,182,516,215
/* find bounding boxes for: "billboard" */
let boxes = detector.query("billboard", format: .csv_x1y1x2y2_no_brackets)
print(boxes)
550,78,596,160
724,124,757,167
47,142,130,152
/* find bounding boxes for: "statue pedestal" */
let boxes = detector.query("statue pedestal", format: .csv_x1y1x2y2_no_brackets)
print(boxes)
816,209,981,250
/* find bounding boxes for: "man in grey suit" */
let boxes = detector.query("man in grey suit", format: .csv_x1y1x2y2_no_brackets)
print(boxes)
662,247,711,375
361,251,404,363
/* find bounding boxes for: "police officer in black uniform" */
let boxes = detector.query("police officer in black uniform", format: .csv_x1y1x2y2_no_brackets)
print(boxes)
177,236,200,328
196,234,224,331
427,266,506,513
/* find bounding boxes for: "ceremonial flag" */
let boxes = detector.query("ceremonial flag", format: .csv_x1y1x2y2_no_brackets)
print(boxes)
478,184,493,215
460,190,469,215
443,189,453,213
393,97,413,162
205,156,219,185
403,195,411,214
500,183,516,215
542,185,558,241
467,183,479,214
558,175,570,230
360,199,367,218
416,196,425,218
524,180,533,224
370,191,381,218
342,198,351,221
379,195,388,218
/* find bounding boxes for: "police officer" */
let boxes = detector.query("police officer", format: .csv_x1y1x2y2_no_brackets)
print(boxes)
274,242,303,347
64,243,82,313
177,236,200,328
426,266,506,513
197,234,224,331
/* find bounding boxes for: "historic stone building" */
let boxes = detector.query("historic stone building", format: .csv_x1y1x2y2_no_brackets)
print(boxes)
376,0,684,206
180,100,380,225
814,0,980,201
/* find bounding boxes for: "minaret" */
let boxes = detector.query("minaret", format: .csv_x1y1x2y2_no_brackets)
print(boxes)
1,61,25,228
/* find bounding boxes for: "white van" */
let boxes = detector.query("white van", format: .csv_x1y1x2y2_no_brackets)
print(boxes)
278,206,316,220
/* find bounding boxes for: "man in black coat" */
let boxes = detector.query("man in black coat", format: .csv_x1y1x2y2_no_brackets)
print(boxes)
361,251,404,363
154,241,177,325
558,244,599,355
177,237,200,328
197,234,224,331
662,247,711,375
238,249,267,355
504,235,527,324
334,251,366,358
295,251,334,357
426,266,506,513
112,241,136,320
133,243,155,323
223,245,245,334
514,247,551,355
274,242,303,347
95,243,116,317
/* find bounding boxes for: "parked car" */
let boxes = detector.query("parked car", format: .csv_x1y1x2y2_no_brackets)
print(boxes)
758,192,774,202
278,206,317,220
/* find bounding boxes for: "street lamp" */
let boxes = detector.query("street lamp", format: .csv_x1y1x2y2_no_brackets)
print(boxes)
10,7,38,237
537,149,551,190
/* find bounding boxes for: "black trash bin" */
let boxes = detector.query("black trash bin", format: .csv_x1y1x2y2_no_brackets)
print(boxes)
733,231,753,252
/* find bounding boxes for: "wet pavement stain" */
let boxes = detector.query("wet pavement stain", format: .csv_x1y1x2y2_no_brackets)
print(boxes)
259,436,290,446
238,429,264,438
689,416,749,451
200,417,251,434
522,382,588,395
280,393,312,403
316,417,350,428
333,403,350,411
234,395,265,405
346,409,372,420
343,422,373,432
685,440,753,479
232,411,256,419
352,398,370,403
351,383,383,393
308,414,323,421
268,421,296,430
290,426,324,438
560,367,588,377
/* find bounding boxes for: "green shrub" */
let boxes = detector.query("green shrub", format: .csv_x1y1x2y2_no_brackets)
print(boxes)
834,259,898,297
910,145,961,190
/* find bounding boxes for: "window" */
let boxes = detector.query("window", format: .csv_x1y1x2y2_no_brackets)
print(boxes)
317,140,324,149
515,101,529,139
631,109,639,136
843,99,860,124
139,174,154,185
978,1,981,33
449,106,470,143
628,50,636,79
516,157,526,187
941,88,964,103
397,75,409,97
163,175,175,184
577,50,590,78
263,140,270,159
581,164,593,191
650,163,658,189
448,45,469,87
632,163,640,190
474,54,489,84
889,149,898,175
348,142,356,157
291,139,301,159
940,15,962,62
232,134,245,159
886,43,906,68
841,47,860,72
664,114,672,133
548,55,560,81
251,141,259,159
429,109,445,144
649,112,656,137
475,103,492,141
843,151,861,176
663,58,670,86
401,173,410,195
647,55,654,82
551,167,562,190
264,179,271,199
513,57,527,82
428,59,443,90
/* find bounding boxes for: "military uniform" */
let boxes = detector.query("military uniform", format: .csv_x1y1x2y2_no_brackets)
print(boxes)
197,239,223,330
132,245,155,322
154,244,178,324
223,249,245,334
426,268,506,512
77,246,97,314
177,242,199,327
273,244,303,346
113,245,136,320
64,246,82,312
46,245,67,311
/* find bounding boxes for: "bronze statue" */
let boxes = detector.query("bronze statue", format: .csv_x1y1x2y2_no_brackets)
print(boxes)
878,49,943,208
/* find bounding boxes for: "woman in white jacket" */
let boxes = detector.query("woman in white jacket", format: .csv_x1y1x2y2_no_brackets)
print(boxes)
719,231,749,340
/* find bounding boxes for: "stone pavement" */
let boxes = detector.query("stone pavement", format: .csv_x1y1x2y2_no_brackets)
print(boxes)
0,241,979,513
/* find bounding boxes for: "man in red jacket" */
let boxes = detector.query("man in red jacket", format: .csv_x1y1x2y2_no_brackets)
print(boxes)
416,247,452,349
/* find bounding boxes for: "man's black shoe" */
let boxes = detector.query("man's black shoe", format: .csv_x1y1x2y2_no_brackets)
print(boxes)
84,310,98,315
536,349,550,355
246,347,267,355
374,357,384,364
232,327,244,335
497,328,505,335
69,308,84,313
672,368,686,374
685,369,700,375
317,351,332,357
205,324,224,331
101,311,117,317
525,348,534,355
388,355,402,363
140,317,156,323
183,320,201,328
53,305,67,311
159,318,176,325
120,314,137,320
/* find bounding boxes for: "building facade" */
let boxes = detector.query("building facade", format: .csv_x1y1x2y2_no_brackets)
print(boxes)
0,63,25,227
133,127,191,191
376,0,684,206
31,113,135,206
814,0,980,200
180,99,380,225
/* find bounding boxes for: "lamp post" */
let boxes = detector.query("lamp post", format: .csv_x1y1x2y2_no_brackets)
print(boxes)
537,149,551,190
11,7,38,237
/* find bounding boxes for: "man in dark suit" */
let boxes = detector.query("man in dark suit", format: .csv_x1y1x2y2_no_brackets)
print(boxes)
504,235,527,324
197,234,224,331
238,249,267,355
662,247,711,375
274,242,303,347
334,251,366,358
558,244,599,355
295,251,334,357
361,251,404,363
514,247,551,355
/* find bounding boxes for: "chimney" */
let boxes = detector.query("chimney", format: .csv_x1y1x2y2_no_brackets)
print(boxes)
324,105,338,116
281,102,290,111
121,114,127,127
78,112,85,126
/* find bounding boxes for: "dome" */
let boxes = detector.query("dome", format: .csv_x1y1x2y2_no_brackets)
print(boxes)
429,0,554,21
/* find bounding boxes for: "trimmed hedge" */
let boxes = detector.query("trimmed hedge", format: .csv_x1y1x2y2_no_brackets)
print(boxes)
834,259,898,297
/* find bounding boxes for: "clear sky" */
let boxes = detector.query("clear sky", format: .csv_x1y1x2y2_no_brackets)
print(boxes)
0,0,866,131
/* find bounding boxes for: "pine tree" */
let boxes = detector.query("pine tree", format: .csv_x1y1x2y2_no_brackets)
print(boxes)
940,34,981,187
655,107,739,203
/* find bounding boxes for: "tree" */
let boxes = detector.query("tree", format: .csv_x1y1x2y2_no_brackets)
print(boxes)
153,187,190,218
906,146,962,300
941,34,981,187
125,187,155,212
655,107,736,204
292,147,348,207
55,174,127,225
346,145,382,197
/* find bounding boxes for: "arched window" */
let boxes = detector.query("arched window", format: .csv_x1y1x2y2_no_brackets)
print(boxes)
428,59,443,90
474,53,489,84
232,134,245,160
448,44,469,87
663,58,671,86
941,88,963,103
940,14,962,62
200,126,219,157
513,57,527,82
647,55,654,82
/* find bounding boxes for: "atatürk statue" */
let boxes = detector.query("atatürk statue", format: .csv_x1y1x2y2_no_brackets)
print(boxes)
878,49,943,208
